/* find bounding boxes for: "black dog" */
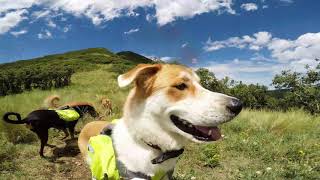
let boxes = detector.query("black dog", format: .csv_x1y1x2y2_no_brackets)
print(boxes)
3,103,98,157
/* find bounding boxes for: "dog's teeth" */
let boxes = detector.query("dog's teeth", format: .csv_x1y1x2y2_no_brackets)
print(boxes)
208,130,212,136
188,124,193,128
182,121,187,125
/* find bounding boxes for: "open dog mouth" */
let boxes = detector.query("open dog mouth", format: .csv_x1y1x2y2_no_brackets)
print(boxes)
170,115,221,141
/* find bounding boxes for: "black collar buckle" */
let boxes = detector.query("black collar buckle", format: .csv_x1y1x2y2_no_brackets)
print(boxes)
145,142,184,164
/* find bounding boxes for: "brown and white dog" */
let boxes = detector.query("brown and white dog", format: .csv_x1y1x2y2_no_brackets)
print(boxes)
78,64,242,178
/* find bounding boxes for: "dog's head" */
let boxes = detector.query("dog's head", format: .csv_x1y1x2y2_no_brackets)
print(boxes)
118,64,242,148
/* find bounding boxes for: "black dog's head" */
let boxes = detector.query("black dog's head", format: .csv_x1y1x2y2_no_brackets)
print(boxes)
87,106,99,118
72,104,99,118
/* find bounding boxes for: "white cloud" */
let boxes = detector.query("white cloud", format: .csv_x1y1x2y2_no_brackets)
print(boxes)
241,3,258,11
202,59,277,86
204,31,272,52
203,32,320,85
0,0,236,36
63,26,70,33
280,0,293,3
0,0,37,14
268,33,320,63
181,42,188,48
191,58,198,64
250,53,273,62
52,0,235,26
31,10,51,20
0,0,236,35
153,0,235,26
161,56,175,62
143,54,176,62
60,17,67,21
38,29,52,39
10,29,28,37
124,28,139,35
47,20,56,28
0,9,28,35
204,32,320,63
146,14,154,22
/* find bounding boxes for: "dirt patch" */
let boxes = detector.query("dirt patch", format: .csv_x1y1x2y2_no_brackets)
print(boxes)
45,137,91,180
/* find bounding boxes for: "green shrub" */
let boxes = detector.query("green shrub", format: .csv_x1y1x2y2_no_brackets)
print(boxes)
1,123,37,144
0,133,18,171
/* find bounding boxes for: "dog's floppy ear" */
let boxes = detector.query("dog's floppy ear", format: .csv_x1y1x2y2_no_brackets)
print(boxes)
118,64,161,88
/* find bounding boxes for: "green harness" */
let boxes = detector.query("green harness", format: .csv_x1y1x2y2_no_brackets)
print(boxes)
87,120,167,180
54,109,80,122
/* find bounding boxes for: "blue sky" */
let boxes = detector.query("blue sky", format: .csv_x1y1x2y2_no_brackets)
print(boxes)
0,0,319,86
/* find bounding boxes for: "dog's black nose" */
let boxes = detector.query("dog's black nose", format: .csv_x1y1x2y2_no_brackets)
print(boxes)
227,98,243,115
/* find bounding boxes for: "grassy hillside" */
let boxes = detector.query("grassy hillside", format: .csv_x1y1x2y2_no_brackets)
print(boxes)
0,48,149,70
0,48,113,72
0,48,152,73
0,57,319,179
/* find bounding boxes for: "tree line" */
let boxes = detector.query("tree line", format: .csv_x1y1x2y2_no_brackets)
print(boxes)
0,67,73,96
196,59,320,114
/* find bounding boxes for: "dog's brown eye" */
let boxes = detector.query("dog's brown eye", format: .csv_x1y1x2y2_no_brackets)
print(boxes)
174,83,187,90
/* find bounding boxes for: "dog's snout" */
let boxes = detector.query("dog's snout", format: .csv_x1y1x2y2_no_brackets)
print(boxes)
226,98,242,115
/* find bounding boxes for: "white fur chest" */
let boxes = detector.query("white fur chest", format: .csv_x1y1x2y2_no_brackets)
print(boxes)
112,119,178,176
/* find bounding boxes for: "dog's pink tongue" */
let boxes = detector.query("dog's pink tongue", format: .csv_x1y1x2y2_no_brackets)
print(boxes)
196,126,221,141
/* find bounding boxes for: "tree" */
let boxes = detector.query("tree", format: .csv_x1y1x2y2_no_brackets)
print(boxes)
195,68,229,93
229,82,268,109
196,68,269,109
272,59,320,114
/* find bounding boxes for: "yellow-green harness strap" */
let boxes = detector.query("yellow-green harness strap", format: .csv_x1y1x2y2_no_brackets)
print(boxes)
87,119,167,180
54,109,80,122
88,135,120,180
152,171,166,180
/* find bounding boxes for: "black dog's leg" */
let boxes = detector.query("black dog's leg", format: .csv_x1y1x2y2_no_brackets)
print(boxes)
67,121,77,139
68,126,75,139
61,129,69,140
36,130,48,157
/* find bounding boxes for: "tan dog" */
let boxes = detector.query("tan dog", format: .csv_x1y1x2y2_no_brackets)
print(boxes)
43,95,60,108
101,97,112,115
78,64,242,179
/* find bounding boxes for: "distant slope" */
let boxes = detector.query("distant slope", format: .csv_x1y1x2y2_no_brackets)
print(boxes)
1,48,124,72
116,51,153,64
0,48,154,74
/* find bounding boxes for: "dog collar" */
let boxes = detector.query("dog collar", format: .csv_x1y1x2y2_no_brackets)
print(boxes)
144,141,185,164
101,119,185,165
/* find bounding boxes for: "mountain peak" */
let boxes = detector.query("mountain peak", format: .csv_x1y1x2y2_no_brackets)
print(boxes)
116,51,153,64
